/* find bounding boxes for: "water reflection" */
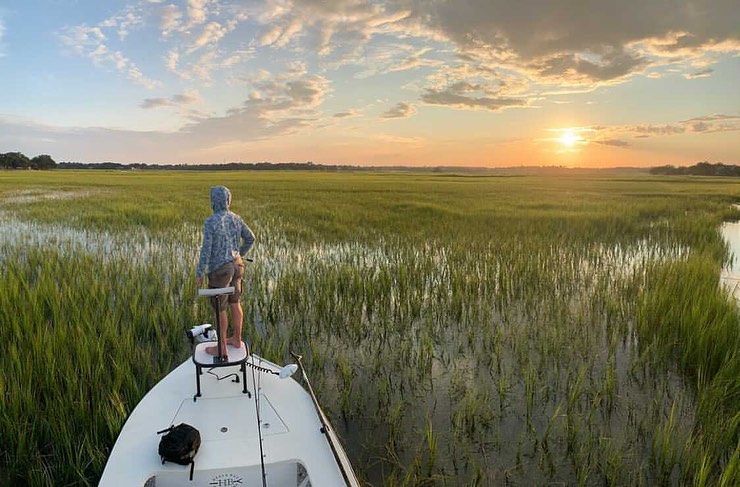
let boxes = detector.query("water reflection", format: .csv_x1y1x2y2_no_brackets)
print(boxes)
720,219,740,298
0,189,95,205
0,212,199,268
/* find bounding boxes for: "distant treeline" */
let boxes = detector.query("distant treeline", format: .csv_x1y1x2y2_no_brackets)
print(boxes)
54,161,645,174
650,162,740,176
57,161,379,171
8,150,702,175
0,152,57,170
57,160,527,173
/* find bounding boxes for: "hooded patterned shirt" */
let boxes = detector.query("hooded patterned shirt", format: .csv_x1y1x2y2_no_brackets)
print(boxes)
196,186,255,278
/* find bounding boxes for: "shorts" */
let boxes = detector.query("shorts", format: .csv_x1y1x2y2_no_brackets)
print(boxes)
207,256,244,309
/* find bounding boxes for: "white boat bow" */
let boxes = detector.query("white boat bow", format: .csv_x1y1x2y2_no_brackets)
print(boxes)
99,346,359,487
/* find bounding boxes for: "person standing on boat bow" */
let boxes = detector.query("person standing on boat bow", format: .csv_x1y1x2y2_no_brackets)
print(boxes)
195,185,255,358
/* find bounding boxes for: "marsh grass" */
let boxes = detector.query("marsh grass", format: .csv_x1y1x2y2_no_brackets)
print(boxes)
0,170,739,485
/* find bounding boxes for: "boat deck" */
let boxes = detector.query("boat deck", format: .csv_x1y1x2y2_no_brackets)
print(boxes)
99,350,348,487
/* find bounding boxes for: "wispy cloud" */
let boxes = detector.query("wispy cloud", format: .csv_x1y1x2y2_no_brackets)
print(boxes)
422,90,527,111
333,109,358,118
620,115,740,138
159,4,183,36
552,114,740,149
252,0,411,57
354,44,444,79
632,124,687,137
247,72,332,116
187,20,237,53
98,7,144,41
58,1,251,88
140,90,201,109
684,68,714,79
595,138,631,148
381,102,417,119
523,49,647,84
58,24,159,89
185,0,210,29
421,81,528,111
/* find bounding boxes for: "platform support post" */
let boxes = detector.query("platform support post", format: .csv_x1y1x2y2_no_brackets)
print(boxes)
195,364,202,400
240,363,251,397
211,295,228,364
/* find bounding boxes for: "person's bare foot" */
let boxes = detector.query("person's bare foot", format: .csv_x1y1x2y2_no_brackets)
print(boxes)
205,345,228,357
226,337,242,348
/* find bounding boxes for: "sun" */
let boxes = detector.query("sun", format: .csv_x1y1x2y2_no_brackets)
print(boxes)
558,129,581,147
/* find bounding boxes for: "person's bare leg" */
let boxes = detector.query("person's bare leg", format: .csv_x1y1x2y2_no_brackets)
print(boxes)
227,301,243,348
206,309,229,356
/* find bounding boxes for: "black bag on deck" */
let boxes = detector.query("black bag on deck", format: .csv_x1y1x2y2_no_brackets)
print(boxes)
157,423,201,481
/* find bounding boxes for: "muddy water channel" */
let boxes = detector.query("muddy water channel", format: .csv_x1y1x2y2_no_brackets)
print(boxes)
2,203,706,486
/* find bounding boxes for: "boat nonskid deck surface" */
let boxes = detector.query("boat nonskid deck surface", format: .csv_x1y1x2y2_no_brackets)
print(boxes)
99,353,349,487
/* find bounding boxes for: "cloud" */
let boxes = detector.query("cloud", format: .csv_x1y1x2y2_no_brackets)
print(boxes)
421,90,527,111
188,21,229,52
116,12,144,40
97,5,145,41
632,124,687,136
140,90,201,109
388,51,444,73
414,53,534,112
253,0,411,57
58,0,253,89
639,32,740,59
622,116,740,137
248,75,332,114
157,5,248,79
381,102,417,119
141,98,171,110
680,114,740,134
680,114,740,124
420,80,528,111
58,25,106,56
333,109,358,118
168,70,332,145
596,138,631,148
684,68,714,79
58,25,159,89
575,114,740,147
186,0,210,28
165,49,179,72
159,4,183,36
353,44,444,78
258,18,302,48
394,0,740,86
200,67,332,133
61,1,253,87
545,114,740,153
166,47,235,82
525,49,646,83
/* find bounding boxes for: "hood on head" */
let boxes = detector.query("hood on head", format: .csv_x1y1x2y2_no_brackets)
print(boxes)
210,186,231,212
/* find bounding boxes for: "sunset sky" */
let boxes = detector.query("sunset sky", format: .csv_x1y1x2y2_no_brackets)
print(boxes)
1,0,739,167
